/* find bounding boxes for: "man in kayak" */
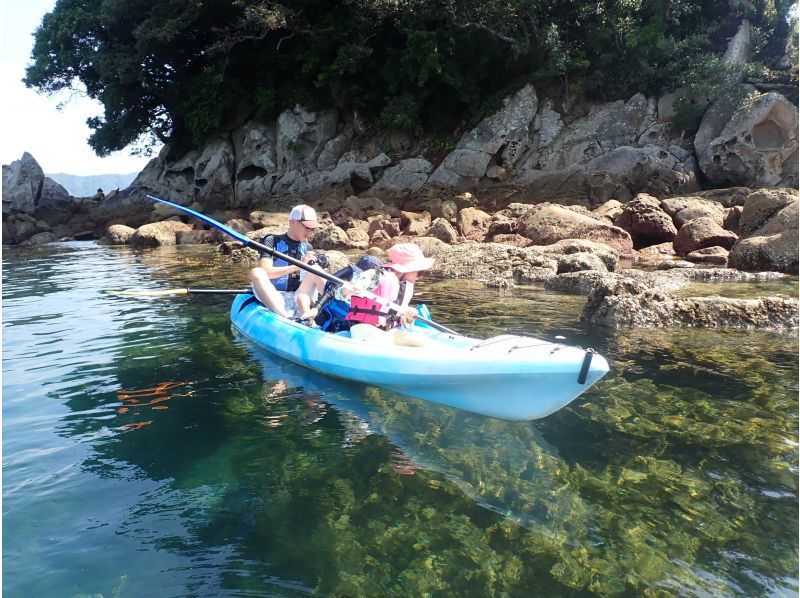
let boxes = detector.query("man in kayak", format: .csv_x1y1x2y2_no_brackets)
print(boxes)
346,243,434,330
249,204,327,321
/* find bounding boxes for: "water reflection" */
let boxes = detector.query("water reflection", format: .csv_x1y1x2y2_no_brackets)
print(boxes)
234,333,577,523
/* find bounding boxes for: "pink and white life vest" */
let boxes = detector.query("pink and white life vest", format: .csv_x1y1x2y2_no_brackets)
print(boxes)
346,269,413,328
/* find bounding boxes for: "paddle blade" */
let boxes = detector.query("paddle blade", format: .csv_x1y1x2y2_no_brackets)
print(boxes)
104,288,190,297
145,194,252,246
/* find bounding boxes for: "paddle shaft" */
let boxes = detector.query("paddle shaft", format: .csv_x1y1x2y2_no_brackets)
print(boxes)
105,288,253,297
185,288,252,294
145,195,458,335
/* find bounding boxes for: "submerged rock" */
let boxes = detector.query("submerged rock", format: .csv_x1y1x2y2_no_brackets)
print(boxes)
582,273,797,329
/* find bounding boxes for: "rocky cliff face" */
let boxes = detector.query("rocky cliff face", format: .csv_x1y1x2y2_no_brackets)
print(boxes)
3,82,797,247
119,83,795,218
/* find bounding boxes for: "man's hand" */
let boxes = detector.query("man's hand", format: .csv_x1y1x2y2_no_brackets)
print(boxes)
298,307,318,321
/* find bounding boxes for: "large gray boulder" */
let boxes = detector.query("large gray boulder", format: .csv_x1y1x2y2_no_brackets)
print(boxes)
317,129,353,171
117,147,197,224
729,199,799,273
136,147,198,199
235,175,279,208
193,138,235,208
535,93,654,171
276,105,338,173
580,145,699,198
123,139,237,217
2,153,80,242
35,178,76,226
533,99,565,148
516,203,633,254
273,151,390,198
695,90,798,187
373,158,433,193
232,122,278,180
513,146,699,206
429,84,538,188
2,152,45,214
3,214,37,244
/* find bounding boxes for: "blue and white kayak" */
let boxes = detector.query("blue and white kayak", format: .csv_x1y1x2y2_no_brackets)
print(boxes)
230,294,609,421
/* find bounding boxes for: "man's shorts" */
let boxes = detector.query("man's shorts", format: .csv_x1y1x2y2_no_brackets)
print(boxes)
253,286,301,318
280,291,301,318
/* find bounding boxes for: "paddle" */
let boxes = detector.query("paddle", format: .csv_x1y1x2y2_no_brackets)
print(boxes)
105,288,251,297
144,195,459,335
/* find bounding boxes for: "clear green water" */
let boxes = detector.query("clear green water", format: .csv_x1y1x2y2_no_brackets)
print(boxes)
3,243,798,596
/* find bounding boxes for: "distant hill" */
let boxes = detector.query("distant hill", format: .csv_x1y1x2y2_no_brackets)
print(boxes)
45,172,139,197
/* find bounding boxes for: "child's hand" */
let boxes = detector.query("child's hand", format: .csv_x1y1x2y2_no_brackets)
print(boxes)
399,308,417,328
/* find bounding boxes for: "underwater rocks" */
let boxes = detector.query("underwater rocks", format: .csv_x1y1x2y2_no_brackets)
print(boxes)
579,271,797,330
382,242,798,330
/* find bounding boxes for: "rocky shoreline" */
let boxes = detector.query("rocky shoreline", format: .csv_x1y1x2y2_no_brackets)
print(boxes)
3,148,797,331
101,185,799,331
4,63,797,331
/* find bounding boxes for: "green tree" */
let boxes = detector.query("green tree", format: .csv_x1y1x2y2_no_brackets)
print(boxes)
25,0,798,157
25,0,248,155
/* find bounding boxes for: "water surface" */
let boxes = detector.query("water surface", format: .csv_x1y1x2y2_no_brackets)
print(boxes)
4,243,797,596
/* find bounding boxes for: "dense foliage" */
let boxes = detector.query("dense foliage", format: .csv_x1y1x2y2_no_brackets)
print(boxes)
25,0,798,156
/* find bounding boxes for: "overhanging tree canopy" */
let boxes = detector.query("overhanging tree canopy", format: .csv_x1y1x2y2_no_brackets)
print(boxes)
25,0,798,157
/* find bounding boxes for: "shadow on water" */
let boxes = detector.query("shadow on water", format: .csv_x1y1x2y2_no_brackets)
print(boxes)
5,243,798,597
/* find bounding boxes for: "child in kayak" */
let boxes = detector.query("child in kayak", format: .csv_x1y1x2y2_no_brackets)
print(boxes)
346,243,434,330
313,255,384,332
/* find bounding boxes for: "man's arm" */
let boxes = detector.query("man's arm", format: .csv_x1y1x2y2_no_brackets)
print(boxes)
259,256,300,281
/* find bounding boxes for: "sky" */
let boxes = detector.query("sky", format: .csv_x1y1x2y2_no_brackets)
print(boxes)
1,0,158,175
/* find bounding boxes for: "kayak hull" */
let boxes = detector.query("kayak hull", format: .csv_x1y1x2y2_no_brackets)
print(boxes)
230,294,609,420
